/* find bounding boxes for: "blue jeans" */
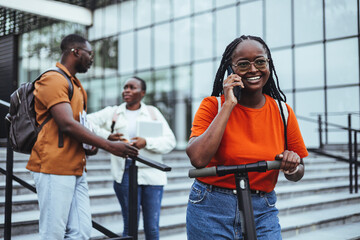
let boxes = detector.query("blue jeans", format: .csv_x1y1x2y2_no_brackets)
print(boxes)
31,170,92,240
113,159,164,240
186,180,281,240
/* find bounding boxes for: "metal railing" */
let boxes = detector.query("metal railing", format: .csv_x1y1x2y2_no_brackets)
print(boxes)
0,99,171,239
297,113,359,194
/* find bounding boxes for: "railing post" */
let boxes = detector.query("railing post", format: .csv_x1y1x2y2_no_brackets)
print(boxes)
128,158,138,240
354,131,358,193
318,115,323,149
348,114,353,193
4,121,13,240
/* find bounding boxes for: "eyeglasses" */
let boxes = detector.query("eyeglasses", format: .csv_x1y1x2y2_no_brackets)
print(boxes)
71,48,94,58
232,57,269,73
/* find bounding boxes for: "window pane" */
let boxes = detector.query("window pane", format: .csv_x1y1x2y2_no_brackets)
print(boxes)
327,87,359,143
173,18,191,64
119,1,134,32
104,76,119,106
216,7,237,57
88,78,103,112
239,1,263,38
325,0,357,39
174,66,191,148
326,38,359,86
265,0,291,48
194,13,213,61
173,0,191,18
154,0,171,23
295,90,324,147
154,23,170,68
193,61,214,100
294,44,324,88
216,0,236,8
272,49,292,91
136,0,151,28
137,28,151,70
194,0,213,13
93,41,104,77
294,0,323,44
119,32,134,74
154,69,172,101
103,4,118,37
89,8,104,40
100,37,118,77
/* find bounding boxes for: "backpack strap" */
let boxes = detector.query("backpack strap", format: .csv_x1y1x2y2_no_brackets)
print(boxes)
111,109,119,134
147,106,157,121
275,100,288,150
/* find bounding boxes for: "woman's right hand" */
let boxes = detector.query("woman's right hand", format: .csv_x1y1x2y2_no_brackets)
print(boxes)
223,73,244,105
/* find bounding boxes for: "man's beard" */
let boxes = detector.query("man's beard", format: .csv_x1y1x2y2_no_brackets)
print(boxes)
75,61,89,73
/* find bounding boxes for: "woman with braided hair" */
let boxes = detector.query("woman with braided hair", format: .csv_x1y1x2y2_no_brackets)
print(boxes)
186,35,308,239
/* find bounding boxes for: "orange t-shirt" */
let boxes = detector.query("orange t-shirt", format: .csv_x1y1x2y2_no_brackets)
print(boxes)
190,94,308,192
26,62,88,176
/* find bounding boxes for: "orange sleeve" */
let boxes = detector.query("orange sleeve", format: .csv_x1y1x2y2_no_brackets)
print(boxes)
286,104,309,159
190,97,219,139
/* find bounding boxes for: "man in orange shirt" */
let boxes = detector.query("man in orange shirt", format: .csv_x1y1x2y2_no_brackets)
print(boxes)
186,35,308,240
27,34,138,240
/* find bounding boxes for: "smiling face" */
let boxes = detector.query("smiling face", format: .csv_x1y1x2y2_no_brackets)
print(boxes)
231,39,270,93
122,78,145,108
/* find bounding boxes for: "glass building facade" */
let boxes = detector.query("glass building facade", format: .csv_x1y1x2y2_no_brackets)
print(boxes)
17,0,360,149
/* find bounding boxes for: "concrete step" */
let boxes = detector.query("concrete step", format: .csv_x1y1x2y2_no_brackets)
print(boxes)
283,221,360,240
280,203,360,238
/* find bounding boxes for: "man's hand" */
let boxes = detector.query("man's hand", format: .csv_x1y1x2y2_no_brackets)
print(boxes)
85,146,98,156
108,141,138,158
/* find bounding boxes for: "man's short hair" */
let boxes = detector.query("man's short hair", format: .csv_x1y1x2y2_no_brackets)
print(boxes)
60,34,88,53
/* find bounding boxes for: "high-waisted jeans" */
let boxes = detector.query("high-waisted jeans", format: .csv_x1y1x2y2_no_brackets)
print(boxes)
186,179,282,240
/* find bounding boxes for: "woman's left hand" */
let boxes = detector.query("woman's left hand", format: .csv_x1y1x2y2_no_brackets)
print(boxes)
130,137,146,149
275,150,300,172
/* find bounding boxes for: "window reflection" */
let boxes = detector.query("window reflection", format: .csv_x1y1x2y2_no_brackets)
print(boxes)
266,0,291,48
194,13,213,61
173,18,191,64
154,23,170,68
326,38,359,86
239,1,263,38
216,7,237,57
325,0,357,39
272,49,292,91
294,0,323,44
295,44,324,88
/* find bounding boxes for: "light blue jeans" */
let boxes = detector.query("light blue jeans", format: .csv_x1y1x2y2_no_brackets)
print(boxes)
113,159,164,240
186,180,282,240
31,170,92,240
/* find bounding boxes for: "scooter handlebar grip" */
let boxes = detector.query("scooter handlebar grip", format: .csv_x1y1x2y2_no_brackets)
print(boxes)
266,160,282,170
188,167,217,178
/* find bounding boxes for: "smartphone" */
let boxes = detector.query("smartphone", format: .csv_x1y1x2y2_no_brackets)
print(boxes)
226,65,242,101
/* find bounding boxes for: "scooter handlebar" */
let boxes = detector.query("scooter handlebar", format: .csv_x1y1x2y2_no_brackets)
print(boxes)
188,167,217,178
188,160,282,178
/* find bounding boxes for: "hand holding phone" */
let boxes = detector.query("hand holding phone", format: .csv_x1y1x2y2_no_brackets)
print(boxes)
226,65,242,102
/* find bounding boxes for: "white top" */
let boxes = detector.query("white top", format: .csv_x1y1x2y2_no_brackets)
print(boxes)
87,102,176,185
125,109,140,139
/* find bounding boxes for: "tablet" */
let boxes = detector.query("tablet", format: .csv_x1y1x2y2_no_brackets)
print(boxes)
136,120,163,138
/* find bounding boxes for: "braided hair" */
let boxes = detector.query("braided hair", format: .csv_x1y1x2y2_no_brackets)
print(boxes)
211,35,286,102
